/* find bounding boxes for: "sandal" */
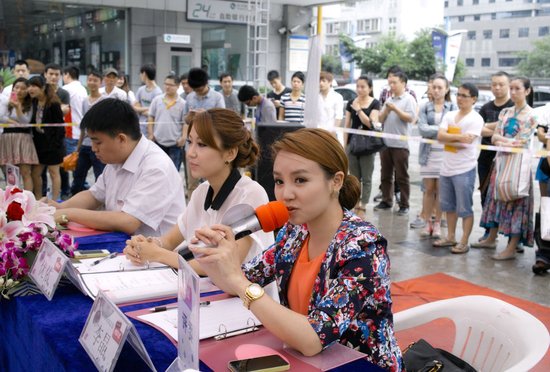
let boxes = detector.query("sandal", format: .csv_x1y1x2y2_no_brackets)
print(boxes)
451,243,470,254
433,238,457,248
470,241,497,249
491,252,516,261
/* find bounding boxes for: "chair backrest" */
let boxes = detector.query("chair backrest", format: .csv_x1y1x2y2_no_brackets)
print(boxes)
393,295,549,372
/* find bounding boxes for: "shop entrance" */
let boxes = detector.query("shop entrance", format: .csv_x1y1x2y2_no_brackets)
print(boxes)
142,35,197,82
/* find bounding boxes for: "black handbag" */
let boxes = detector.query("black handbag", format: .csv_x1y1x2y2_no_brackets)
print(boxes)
403,339,477,372
348,130,385,156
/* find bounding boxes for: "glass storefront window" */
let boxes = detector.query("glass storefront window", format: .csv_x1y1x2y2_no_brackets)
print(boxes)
201,24,246,81
0,1,127,75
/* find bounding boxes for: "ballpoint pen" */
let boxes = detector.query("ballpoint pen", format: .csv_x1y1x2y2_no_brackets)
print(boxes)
150,301,210,312
90,252,117,266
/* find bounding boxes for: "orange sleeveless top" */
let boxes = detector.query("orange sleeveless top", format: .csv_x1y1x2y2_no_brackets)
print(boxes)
287,237,326,315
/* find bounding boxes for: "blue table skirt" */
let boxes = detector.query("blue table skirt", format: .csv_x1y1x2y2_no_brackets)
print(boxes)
75,232,130,253
0,232,382,372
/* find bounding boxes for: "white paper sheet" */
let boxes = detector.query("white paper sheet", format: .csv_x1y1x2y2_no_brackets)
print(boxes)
137,297,261,341
75,254,168,273
80,268,178,304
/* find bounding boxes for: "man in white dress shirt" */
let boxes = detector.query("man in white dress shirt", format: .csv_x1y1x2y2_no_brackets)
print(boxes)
50,99,186,236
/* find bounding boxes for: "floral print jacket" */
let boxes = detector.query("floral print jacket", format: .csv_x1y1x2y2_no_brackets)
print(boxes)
242,210,403,371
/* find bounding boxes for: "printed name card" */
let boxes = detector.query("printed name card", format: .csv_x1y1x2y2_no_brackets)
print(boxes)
80,291,157,372
28,239,70,301
6,164,20,187
167,255,200,371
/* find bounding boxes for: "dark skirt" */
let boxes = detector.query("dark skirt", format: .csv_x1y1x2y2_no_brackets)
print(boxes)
32,127,65,165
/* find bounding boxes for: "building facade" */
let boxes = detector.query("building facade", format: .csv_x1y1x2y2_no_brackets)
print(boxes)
321,0,443,57
445,0,550,79
0,0,319,90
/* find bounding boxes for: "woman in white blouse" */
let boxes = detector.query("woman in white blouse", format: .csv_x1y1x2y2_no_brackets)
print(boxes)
123,108,273,274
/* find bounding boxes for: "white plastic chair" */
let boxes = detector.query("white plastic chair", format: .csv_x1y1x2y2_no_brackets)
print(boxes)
394,295,549,372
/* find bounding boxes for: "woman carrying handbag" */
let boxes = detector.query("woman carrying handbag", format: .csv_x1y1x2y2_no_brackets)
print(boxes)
475,77,538,260
344,75,382,217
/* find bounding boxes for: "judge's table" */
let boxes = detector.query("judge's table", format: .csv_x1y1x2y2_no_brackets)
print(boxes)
0,232,384,371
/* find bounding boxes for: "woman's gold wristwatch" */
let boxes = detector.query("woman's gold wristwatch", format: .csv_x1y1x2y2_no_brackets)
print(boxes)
242,283,264,309
60,214,69,224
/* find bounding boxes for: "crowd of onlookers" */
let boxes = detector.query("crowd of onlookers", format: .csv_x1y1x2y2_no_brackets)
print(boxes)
1,59,549,275
342,67,550,275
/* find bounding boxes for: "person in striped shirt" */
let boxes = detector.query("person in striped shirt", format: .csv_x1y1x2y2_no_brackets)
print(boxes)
279,71,305,124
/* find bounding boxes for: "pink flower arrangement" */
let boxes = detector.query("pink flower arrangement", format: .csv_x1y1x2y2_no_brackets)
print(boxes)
0,186,77,299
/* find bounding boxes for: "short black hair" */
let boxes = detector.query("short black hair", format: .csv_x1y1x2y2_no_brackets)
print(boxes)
291,71,305,83
44,63,62,73
88,70,102,80
63,66,79,80
140,64,156,81
385,65,403,78
81,98,141,141
179,73,188,82
492,71,510,80
267,70,280,81
14,59,28,68
390,70,408,84
219,72,232,83
460,82,479,98
187,67,209,88
165,74,179,85
238,85,259,102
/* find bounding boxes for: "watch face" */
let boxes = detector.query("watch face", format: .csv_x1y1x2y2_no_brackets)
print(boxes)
249,284,262,296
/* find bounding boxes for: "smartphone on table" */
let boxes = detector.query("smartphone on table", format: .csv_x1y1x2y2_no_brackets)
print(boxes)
227,354,290,372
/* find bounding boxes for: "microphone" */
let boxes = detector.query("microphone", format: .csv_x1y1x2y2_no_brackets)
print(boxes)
178,201,289,260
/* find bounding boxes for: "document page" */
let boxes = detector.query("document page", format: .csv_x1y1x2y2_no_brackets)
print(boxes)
74,254,168,273
137,297,261,340
80,268,178,304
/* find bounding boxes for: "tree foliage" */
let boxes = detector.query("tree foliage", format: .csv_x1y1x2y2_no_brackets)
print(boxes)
452,58,466,86
321,54,343,75
340,29,439,81
0,68,15,87
517,36,550,78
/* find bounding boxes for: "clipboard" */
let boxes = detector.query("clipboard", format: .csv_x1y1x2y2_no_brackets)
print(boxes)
127,297,262,342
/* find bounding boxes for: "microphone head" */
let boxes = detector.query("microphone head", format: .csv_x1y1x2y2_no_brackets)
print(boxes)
255,201,289,232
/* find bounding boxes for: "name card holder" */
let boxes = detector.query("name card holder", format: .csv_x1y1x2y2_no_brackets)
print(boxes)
28,239,70,300
166,255,200,371
6,164,20,187
79,290,157,372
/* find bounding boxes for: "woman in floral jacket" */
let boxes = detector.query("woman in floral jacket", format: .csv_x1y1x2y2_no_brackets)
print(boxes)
191,128,403,371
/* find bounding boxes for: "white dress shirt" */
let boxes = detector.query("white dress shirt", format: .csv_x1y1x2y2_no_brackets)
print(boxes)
90,136,186,236
99,86,130,102
177,175,274,262
318,89,344,131
62,80,88,139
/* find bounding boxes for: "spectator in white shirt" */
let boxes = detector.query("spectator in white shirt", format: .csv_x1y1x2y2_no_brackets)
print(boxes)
318,71,344,135
1,59,30,99
99,68,128,101
49,99,186,236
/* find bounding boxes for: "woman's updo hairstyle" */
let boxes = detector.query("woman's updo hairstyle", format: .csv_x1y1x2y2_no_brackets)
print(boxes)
186,108,259,168
271,128,360,210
